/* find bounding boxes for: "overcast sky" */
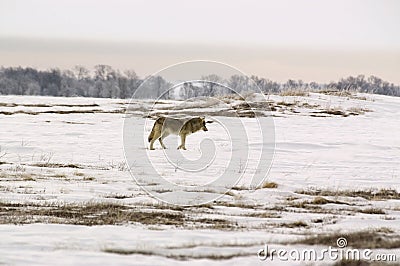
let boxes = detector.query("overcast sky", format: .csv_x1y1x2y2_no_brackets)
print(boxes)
0,0,399,83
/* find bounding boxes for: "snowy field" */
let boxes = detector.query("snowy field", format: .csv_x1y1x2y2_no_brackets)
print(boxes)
0,92,399,265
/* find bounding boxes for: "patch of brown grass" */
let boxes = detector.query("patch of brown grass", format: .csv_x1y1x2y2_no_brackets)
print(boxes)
294,228,400,249
313,109,349,117
280,221,308,228
73,171,85,176
53,173,67,179
194,218,238,230
103,248,253,260
104,194,134,199
280,90,309,97
0,201,241,229
102,248,155,256
220,94,245,101
31,162,84,169
347,107,373,115
215,201,258,209
0,170,35,181
359,208,385,215
276,101,296,107
296,188,400,201
286,196,299,201
243,211,281,219
0,108,124,116
312,196,331,204
300,102,320,108
0,201,185,226
318,90,353,97
334,259,394,266
223,190,236,197
231,186,249,191
311,196,349,205
261,181,278,189
288,196,350,210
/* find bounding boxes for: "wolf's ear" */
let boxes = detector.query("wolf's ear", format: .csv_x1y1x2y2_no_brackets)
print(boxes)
200,116,205,121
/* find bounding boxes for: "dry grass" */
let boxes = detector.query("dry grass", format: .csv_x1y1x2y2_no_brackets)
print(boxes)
287,200,316,209
0,110,101,115
153,188,173,194
0,169,35,181
276,101,296,107
220,94,245,101
311,106,372,117
231,186,249,191
0,102,17,107
296,188,400,201
0,201,185,226
311,108,353,117
0,108,125,116
288,196,350,211
0,110,39,115
194,217,238,230
351,95,368,101
141,202,186,212
31,162,84,169
261,181,278,189
73,171,85,176
300,102,320,108
224,190,236,197
0,201,241,229
318,90,353,97
293,228,400,249
359,208,385,215
311,196,349,205
244,212,281,219
280,221,308,228
334,259,395,266
312,196,331,204
286,196,300,201
214,201,258,209
0,102,99,108
53,173,67,179
232,102,251,110
104,194,135,199
280,90,309,97
103,248,253,260
347,107,373,115
102,248,156,256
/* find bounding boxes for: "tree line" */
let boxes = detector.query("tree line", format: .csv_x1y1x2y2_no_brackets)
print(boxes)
0,65,399,99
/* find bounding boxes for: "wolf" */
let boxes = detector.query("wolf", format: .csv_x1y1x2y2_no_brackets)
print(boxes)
148,116,209,150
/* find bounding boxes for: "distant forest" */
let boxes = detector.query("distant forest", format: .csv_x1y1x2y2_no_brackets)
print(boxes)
1,65,399,99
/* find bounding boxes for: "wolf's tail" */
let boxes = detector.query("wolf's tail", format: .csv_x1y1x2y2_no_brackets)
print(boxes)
148,117,165,142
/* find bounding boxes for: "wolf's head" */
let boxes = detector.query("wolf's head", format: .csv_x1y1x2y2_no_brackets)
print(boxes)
200,117,208,131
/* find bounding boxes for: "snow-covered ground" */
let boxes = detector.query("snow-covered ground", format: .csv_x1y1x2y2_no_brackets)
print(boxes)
0,92,399,265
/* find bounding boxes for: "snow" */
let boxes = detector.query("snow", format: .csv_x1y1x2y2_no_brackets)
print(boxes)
0,92,399,265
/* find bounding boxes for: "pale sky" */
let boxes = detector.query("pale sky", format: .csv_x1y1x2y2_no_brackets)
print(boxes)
0,0,399,83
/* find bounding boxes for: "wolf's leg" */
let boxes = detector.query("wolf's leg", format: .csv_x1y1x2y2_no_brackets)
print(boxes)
159,138,166,149
159,132,169,149
150,131,161,150
149,139,156,150
178,134,187,150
